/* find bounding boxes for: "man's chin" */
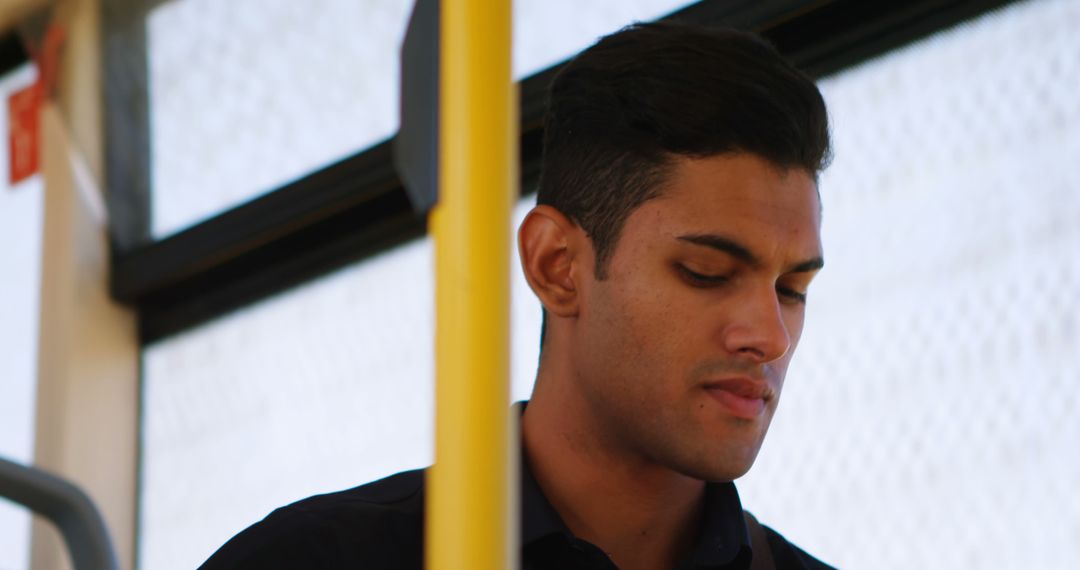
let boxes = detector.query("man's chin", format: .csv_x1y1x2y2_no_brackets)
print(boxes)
671,444,762,483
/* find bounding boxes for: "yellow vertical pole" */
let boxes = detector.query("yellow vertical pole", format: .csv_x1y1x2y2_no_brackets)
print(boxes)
427,0,516,568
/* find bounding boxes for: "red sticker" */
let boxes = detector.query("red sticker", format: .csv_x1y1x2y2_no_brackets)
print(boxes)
8,82,41,186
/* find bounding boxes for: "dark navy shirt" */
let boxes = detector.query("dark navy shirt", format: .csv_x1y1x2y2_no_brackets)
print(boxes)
200,456,833,569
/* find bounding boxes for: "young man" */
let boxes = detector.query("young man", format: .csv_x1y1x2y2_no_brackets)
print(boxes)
203,22,832,569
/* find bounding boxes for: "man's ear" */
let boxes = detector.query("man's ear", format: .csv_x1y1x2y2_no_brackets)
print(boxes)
517,205,585,318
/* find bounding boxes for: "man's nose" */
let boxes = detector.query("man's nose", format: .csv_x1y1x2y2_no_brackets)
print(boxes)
721,288,791,363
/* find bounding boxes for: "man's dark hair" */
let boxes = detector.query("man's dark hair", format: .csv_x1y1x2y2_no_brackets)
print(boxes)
537,21,831,279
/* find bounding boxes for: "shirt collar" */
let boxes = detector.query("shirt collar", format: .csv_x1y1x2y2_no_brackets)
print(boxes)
515,402,752,567
690,480,752,566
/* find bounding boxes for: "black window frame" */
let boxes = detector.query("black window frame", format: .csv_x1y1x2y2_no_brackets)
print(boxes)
0,33,27,76
102,0,1020,344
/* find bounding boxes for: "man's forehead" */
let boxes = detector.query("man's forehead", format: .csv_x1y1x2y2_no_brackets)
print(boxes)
647,184,822,246
656,155,820,211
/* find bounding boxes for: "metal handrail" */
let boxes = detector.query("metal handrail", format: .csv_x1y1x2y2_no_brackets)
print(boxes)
0,456,118,570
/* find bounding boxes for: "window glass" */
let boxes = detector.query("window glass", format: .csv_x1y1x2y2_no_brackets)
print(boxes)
147,0,695,237
512,0,695,77
0,63,43,570
736,0,1080,567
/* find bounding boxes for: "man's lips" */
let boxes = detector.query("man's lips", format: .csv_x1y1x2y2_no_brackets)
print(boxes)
703,377,772,419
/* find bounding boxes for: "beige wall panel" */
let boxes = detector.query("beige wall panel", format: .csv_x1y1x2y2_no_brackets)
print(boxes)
30,1,138,569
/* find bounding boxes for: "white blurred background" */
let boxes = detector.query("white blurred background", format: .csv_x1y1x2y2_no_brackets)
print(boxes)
2,0,1077,569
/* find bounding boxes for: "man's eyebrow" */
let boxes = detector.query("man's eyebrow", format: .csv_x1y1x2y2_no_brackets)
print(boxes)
677,234,759,266
788,257,825,274
676,233,824,273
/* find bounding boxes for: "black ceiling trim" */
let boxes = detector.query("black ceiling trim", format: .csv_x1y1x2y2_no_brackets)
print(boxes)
113,140,401,301
137,183,422,341
755,0,1020,77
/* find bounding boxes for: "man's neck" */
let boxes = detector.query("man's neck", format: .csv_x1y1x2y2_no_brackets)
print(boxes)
522,378,706,570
